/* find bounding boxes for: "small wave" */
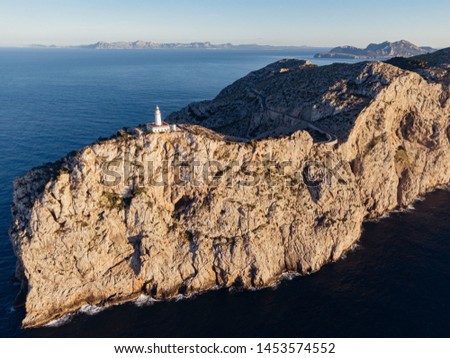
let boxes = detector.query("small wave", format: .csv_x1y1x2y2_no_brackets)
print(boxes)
367,212,391,222
281,271,301,280
42,304,106,327
173,293,198,302
174,294,186,301
228,286,244,293
134,294,159,307
391,208,404,214
229,283,275,292
269,282,281,290
266,271,302,290
44,313,75,328
436,183,450,191
350,242,361,252
339,243,360,260
364,191,439,222
389,202,419,215
79,304,106,316
272,271,302,289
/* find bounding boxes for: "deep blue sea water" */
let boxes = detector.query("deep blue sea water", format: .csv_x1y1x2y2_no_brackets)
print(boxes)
0,48,449,337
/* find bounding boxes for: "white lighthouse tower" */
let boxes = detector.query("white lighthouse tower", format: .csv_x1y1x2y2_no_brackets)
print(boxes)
146,105,178,133
154,105,162,126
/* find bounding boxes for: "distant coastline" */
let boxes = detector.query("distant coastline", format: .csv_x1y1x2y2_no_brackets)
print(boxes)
22,41,330,51
12,40,437,58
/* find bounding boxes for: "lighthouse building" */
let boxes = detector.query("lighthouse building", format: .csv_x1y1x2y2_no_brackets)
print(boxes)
146,106,177,133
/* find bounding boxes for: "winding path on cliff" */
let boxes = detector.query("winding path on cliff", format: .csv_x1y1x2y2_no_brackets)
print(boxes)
248,87,338,145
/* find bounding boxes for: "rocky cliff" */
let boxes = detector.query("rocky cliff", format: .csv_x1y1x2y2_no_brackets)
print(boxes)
10,48,450,328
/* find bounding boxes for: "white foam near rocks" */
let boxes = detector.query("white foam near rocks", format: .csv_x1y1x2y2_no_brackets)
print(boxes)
367,194,429,222
78,304,106,316
174,293,188,302
264,271,301,290
436,183,450,191
43,313,75,328
281,271,301,280
366,211,391,223
42,304,106,327
340,243,361,260
134,294,159,307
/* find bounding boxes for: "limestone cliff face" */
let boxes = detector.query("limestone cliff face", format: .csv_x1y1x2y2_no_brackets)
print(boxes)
10,49,450,328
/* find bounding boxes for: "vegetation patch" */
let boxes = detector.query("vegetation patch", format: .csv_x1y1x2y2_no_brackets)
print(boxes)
395,147,410,166
102,192,125,211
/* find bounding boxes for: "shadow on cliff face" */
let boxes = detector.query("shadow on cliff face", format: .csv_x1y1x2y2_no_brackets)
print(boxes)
127,233,143,276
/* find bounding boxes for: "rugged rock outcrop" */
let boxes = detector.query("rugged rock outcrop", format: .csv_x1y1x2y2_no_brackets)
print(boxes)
9,48,450,328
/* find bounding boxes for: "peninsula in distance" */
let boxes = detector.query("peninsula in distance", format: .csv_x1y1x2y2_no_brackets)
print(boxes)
314,40,436,59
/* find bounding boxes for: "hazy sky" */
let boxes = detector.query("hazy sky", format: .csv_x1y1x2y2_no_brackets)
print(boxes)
1,0,449,47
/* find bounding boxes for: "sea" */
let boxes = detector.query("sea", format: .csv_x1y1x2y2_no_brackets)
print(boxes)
0,48,449,337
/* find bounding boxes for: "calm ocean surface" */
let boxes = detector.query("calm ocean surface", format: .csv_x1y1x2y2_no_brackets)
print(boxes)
0,48,449,337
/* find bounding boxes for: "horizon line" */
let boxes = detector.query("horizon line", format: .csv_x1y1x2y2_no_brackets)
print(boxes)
0,39,445,50
0,41,329,49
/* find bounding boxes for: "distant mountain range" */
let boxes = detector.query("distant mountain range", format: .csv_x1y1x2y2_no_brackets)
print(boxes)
28,40,438,58
29,41,327,51
314,40,436,59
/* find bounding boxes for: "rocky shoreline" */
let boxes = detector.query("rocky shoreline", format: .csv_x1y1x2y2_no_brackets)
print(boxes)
9,48,450,328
